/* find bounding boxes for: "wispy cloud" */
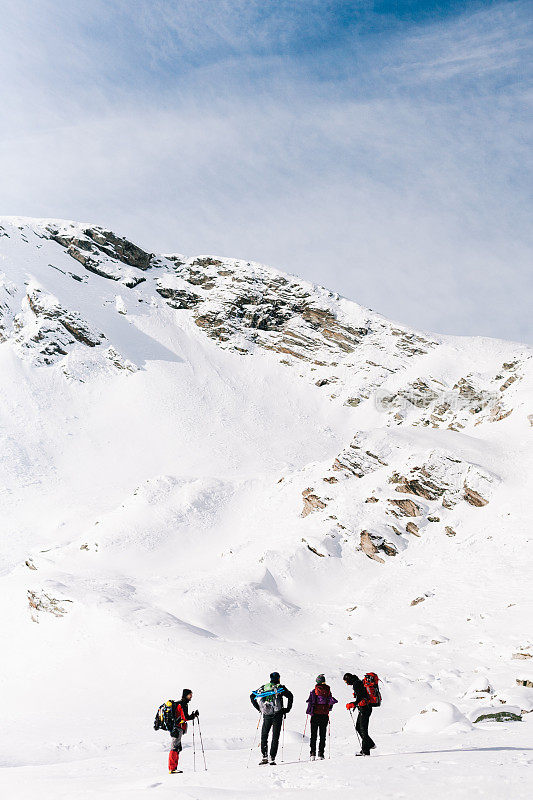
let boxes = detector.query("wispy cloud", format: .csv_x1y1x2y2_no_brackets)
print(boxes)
0,0,531,342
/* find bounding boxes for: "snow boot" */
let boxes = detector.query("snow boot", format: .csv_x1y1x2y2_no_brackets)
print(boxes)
259,757,268,765
318,755,325,760
270,758,276,765
310,754,316,761
169,769,183,773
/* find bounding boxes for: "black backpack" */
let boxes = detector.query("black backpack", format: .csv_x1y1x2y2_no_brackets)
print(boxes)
154,700,176,731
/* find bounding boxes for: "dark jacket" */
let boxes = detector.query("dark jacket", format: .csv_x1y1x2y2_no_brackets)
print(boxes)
345,675,369,707
171,695,196,736
306,684,338,715
250,684,294,715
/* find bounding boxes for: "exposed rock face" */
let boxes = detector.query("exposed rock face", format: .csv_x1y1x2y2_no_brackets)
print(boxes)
380,366,521,431
27,589,72,623
12,286,105,365
0,217,529,573
389,498,423,517
333,437,389,477
300,430,497,563
394,474,445,501
360,530,397,562
27,287,102,348
156,286,201,309
464,486,488,507
301,488,326,517
48,224,153,283
360,531,385,564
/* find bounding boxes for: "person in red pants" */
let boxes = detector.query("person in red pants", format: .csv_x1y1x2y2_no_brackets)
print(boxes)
168,689,198,773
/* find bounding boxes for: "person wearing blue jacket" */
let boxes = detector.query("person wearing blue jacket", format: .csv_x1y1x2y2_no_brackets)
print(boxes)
250,671,294,765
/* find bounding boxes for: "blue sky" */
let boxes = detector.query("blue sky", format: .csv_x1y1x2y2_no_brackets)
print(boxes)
1,0,531,341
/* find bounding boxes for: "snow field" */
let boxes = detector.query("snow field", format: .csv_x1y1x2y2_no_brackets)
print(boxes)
0,218,531,798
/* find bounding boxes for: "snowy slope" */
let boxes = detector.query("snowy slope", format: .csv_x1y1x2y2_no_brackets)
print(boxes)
0,217,532,799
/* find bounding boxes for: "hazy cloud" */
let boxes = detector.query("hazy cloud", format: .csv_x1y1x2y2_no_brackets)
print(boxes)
0,0,531,342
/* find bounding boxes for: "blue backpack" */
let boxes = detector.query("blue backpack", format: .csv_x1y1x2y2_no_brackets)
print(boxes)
252,682,285,715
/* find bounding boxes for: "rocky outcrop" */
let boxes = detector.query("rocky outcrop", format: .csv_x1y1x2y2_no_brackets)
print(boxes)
27,289,102,348
156,286,202,309
47,225,152,287
389,498,423,517
27,589,72,623
463,486,488,507
301,488,327,517
394,474,445,501
360,531,385,564
380,364,522,432
11,287,106,365
360,530,397,562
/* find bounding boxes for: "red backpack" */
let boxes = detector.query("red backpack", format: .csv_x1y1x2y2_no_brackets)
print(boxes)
362,673,381,707
314,684,332,715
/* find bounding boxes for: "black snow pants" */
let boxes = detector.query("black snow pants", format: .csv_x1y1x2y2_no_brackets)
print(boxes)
261,711,283,759
356,706,375,755
310,714,329,757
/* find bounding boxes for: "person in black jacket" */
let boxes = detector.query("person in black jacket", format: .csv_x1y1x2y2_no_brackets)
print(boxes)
250,671,294,765
343,673,376,756
168,689,199,773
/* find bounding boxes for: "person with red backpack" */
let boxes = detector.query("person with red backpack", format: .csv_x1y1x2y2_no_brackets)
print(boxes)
343,672,380,756
305,674,338,760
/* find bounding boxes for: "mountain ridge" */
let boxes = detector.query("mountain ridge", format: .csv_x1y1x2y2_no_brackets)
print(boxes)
0,215,531,797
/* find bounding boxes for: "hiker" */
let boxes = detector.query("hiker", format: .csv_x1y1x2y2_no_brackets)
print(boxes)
250,671,294,765
343,672,378,756
154,689,199,773
306,673,337,760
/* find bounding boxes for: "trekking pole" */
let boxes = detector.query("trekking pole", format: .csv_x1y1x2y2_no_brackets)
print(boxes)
246,715,262,769
298,716,308,762
328,718,331,759
281,716,286,762
197,716,208,771
192,717,197,772
349,709,362,751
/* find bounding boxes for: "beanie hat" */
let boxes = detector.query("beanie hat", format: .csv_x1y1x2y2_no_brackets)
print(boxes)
270,671,280,683
343,673,354,684
316,674,326,684
182,688,192,698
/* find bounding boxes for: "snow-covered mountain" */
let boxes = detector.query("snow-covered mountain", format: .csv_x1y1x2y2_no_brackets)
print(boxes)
1,217,531,799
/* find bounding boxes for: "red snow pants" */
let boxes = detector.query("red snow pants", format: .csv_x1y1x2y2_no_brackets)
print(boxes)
168,729,183,771
168,749,180,771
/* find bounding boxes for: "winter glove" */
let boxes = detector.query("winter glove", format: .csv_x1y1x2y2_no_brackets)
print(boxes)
193,710,199,718
346,702,356,710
